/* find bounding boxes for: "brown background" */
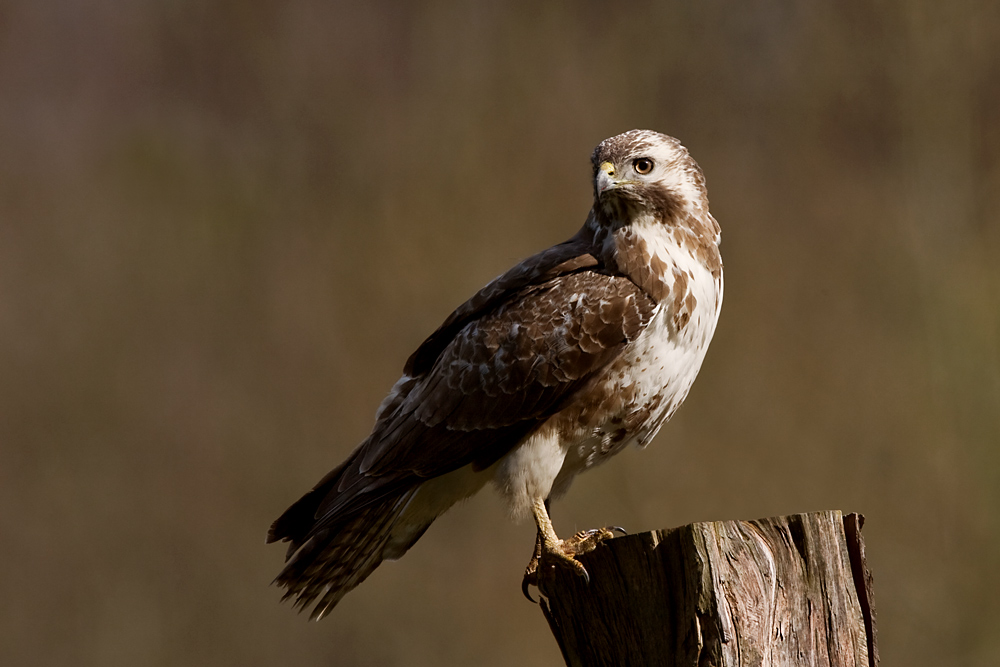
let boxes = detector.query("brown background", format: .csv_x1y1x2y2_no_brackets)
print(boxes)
3,1,999,665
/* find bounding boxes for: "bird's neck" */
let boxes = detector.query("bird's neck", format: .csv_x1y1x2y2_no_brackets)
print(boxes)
585,210,722,304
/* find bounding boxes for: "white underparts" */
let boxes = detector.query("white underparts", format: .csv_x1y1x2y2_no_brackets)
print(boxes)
492,427,566,521
383,431,568,560
384,463,494,560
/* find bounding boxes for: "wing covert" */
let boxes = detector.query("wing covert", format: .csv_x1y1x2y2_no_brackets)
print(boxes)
359,269,656,476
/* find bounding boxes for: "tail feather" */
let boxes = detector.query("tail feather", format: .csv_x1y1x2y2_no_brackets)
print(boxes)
266,459,351,552
271,489,416,620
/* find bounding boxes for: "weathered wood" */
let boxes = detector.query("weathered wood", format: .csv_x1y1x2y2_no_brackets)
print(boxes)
539,510,877,667
843,513,878,666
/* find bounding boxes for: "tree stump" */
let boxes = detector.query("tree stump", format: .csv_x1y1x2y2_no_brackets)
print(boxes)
539,510,877,667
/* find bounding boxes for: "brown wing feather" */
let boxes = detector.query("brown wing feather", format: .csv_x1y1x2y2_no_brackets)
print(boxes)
403,231,598,377
269,233,654,557
327,269,654,510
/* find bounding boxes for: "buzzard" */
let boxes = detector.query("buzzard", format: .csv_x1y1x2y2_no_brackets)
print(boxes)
268,130,723,619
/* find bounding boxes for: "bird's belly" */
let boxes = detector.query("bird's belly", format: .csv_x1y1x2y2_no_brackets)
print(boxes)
553,299,719,490
490,312,711,521
494,265,721,517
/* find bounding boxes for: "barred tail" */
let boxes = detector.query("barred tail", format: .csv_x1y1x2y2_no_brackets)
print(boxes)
269,488,416,620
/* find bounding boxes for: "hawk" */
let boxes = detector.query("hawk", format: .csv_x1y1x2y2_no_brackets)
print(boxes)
268,130,723,619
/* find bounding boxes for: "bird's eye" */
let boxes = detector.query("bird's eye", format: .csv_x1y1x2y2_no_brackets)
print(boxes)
633,158,654,175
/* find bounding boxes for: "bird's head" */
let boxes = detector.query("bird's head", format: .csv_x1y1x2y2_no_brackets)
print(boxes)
590,130,708,227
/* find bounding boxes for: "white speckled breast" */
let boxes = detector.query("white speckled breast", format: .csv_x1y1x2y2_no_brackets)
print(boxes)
552,225,723,495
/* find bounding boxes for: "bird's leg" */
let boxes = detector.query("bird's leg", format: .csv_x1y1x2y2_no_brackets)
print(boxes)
521,497,622,601
521,500,548,602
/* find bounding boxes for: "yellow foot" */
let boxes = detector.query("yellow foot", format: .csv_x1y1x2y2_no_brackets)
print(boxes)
521,526,625,602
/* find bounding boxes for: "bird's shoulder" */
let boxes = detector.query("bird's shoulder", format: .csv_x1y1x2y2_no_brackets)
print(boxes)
404,230,632,378
364,232,661,442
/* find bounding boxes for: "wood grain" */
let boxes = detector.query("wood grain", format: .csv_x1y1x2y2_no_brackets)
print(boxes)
539,510,877,667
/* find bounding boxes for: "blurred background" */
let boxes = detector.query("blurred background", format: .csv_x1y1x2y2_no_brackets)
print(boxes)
2,1,999,665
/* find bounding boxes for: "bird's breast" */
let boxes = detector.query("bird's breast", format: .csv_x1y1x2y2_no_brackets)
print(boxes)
557,227,723,477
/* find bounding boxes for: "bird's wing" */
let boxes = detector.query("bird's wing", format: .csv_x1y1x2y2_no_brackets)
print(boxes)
269,235,656,545
318,265,654,519
401,234,602,378
362,269,655,471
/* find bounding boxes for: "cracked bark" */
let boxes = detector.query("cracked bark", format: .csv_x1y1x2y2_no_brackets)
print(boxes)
539,510,877,667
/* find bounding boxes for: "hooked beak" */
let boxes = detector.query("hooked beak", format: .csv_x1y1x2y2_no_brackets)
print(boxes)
596,161,619,195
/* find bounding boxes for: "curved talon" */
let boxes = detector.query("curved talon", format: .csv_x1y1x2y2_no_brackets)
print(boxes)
521,578,536,603
523,498,617,600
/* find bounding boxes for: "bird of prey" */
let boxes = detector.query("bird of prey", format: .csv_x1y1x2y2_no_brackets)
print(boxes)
268,129,724,619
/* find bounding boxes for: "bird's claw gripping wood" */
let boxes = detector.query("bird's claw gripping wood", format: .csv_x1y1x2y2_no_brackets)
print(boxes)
521,498,622,602
521,527,622,601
